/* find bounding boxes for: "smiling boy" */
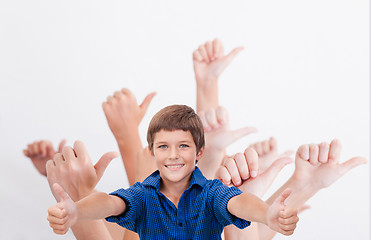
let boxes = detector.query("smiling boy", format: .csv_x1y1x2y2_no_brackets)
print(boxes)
47,105,298,239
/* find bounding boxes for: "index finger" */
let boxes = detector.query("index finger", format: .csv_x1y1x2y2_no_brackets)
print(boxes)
73,140,90,163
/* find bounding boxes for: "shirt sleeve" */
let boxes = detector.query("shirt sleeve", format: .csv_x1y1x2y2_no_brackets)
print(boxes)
209,180,251,229
105,183,145,232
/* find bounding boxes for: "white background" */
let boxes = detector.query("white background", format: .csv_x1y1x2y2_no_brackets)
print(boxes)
0,1,368,239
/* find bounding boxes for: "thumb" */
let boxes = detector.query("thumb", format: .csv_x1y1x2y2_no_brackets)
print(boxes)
258,157,293,190
139,92,156,114
339,156,367,175
278,150,295,158
224,126,258,147
222,46,244,66
298,205,311,214
53,183,70,202
58,139,67,153
276,188,292,206
94,152,120,180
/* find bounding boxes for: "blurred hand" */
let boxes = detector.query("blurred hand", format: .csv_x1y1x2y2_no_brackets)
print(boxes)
46,140,119,201
292,139,367,191
102,88,156,140
193,38,244,84
249,137,293,172
216,147,292,197
23,139,66,176
198,106,257,152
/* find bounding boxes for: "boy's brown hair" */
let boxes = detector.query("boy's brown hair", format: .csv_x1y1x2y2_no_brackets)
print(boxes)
147,105,205,153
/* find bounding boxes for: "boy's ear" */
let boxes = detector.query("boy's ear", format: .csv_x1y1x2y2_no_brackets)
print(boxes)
196,146,205,160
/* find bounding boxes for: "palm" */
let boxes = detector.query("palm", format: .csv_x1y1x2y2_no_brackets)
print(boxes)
194,57,230,80
205,125,232,151
294,159,343,189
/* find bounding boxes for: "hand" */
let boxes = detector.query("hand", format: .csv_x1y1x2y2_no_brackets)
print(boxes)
193,38,244,84
23,139,66,176
46,140,119,201
292,139,367,191
47,183,78,235
216,147,292,197
197,106,256,179
102,88,156,140
267,189,298,236
198,106,257,152
249,137,293,172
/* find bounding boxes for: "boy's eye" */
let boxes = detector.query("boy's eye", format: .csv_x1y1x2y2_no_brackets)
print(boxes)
158,145,168,149
180,144,189,148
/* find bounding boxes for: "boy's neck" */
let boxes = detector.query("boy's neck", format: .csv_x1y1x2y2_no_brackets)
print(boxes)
160,175,192,208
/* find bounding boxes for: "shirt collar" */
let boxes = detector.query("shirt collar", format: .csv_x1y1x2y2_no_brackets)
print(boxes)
142,166,208,191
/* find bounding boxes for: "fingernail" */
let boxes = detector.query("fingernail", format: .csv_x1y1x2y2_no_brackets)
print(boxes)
251,171,257,178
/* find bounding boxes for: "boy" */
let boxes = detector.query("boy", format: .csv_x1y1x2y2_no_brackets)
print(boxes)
47,105,298,239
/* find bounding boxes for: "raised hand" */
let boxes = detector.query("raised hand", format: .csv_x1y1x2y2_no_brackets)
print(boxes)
102,88,156,140
102,88,155,185
249,137,294,172
46,140,119,202
216,147,292,198
291,139,367,192
193,38,244,85
47,183,78,235
198,106,257,151
197,106,257,179
193,39,244,112
23,139,66,176
259,139,367,240
266,189,298,236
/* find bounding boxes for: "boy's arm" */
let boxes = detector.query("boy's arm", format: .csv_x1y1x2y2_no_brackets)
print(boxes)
227,189,298,236
47,183,126,235
102,88,156,185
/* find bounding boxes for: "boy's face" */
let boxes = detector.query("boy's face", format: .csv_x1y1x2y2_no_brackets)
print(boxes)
152,129,203,185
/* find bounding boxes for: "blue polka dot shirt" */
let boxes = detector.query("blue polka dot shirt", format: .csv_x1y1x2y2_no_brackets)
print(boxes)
106,167,250,240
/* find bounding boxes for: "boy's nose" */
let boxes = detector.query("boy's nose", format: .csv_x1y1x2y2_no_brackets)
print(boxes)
169,148,180,159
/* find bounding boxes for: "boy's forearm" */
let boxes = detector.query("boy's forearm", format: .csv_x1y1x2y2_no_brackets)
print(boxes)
77,192,126,221
71,219,113,240
223,223,259,240
227,192,269,225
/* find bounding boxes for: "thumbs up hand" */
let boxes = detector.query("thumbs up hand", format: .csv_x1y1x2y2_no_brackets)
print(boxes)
197,106,257,178
47,183,78,235
46,140,119,202
292,139,367,191
102,88,156,140
267,188,298,236
193,38,244,84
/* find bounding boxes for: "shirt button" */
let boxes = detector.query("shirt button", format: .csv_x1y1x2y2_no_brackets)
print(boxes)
178,222,183,227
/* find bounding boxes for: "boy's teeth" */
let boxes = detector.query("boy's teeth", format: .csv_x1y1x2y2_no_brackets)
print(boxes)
167,164,183,168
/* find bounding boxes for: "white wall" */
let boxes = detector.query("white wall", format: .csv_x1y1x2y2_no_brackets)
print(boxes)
0,1,368,239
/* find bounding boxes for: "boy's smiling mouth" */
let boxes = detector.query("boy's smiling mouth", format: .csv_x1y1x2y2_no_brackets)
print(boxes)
165,164,185,170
